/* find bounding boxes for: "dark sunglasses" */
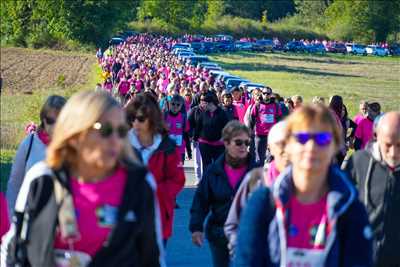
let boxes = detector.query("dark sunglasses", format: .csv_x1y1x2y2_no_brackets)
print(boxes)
44,117,56,125
292,132,333,147
93,122,129,138
131,115,147,123
233,139,251,147
171,102,181,107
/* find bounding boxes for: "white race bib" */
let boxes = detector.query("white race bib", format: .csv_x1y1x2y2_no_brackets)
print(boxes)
169,134,183,146
54,249,91,267
261,113,274,123
286,247,325,267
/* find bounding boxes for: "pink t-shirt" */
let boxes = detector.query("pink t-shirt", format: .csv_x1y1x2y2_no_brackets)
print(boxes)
355,117,373,149
224,163,247,189
232,101,248,123
252,103,281,136
287,194,329,249
166,112,189,155
353,114,365,125
54,167,127,256
0,192,10,242
118,81,130,96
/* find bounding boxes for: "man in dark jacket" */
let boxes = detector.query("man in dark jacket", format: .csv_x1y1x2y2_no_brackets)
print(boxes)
343,111,400,267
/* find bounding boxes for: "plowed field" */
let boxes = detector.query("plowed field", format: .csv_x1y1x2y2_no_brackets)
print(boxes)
1,47,95,94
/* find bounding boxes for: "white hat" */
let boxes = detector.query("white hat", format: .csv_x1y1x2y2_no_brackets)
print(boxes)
268,121,287,145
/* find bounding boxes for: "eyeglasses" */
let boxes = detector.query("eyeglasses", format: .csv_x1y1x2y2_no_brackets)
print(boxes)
44,117,56,125
292,132,333,147
131,115,147,123
171,103,181,107
233,139,251,147
93,122,129,139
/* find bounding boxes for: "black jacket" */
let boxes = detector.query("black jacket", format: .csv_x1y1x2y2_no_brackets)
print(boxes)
343,142,400,267
195,107,229,142
221,105,238,121
3,160,165,267
189,154,257,241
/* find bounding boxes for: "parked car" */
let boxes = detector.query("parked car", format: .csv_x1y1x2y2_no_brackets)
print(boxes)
283,41,307,52
345,43,353,53
366,45,389,56
325,43,347,54
305,43,326,54
389,45,400,56
203,42,217,53
210,70,229,79
252,39,274,52
172,43,192,51
215,40,235,52
198,62,220,68
177,51,196,59
225,78,249,91
234,41,253,51
187,55,210,66
173,48,193,55
190,42,204,53
351,44,367,55
109,37,124,46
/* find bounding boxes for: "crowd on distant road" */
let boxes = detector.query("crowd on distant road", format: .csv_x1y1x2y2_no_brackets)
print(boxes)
1,32,399,267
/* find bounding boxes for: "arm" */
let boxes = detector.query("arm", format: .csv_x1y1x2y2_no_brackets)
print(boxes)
6,135,32,215
234,187,273,267
338,201,373,267
159,148,185,199
189,171,212,233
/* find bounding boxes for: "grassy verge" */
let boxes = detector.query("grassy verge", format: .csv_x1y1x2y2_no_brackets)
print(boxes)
0,60,101,191
210,51,400,116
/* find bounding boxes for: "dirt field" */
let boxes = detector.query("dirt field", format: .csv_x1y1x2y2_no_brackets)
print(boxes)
1,47,95,94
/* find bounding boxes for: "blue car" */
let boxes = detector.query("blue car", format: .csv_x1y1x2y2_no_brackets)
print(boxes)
305,43,326,54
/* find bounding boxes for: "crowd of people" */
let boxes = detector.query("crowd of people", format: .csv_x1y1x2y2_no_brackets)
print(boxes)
1,33,399,267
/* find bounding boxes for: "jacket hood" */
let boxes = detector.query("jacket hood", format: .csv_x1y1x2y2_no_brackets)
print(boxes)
128,129,162,165
366,141,400,171
273,164,357,220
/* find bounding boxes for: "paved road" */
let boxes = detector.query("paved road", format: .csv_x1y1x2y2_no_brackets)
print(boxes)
166,160,213,267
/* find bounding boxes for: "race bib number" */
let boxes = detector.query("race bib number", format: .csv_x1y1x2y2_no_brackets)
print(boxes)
286,247,325,267
175,122,182,129
261,113,274,123
169,134,183,146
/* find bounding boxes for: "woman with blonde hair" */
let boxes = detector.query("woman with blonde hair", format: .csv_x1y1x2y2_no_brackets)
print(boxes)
234,104,372,267
2,91,165,267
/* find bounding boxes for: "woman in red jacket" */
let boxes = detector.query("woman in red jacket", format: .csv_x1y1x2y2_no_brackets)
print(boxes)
126,92,186,245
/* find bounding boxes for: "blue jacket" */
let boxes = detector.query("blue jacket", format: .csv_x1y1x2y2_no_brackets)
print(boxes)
234,165,373,267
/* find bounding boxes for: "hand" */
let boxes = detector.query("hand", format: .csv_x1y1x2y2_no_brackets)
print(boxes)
191,231,204,247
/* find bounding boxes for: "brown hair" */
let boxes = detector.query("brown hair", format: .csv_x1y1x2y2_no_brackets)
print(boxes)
125,92,168,136
39,95,67,129
222,120,251,142
285,104,343,149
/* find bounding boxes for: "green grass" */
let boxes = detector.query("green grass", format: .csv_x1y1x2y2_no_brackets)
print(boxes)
210,51,400,116
0,60,101,191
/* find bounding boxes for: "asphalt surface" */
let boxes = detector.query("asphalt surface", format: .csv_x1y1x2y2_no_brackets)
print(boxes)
166,159,213,267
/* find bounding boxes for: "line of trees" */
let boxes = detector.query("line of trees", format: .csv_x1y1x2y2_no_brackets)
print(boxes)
1,0,399,49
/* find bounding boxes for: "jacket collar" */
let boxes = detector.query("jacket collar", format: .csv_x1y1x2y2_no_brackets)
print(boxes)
273,164,356,220
367,141,400,172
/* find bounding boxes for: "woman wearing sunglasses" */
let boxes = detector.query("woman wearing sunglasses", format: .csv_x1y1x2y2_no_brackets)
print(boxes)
190,121,258,267
6,95,66,214
125,92,185,246
234,105,372,267
2,92,163,267
2,91,165,267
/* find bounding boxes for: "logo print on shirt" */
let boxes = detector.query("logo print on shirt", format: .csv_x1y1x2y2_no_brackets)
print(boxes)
96,204,118,228
176,122,182,129
288,225,299,237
